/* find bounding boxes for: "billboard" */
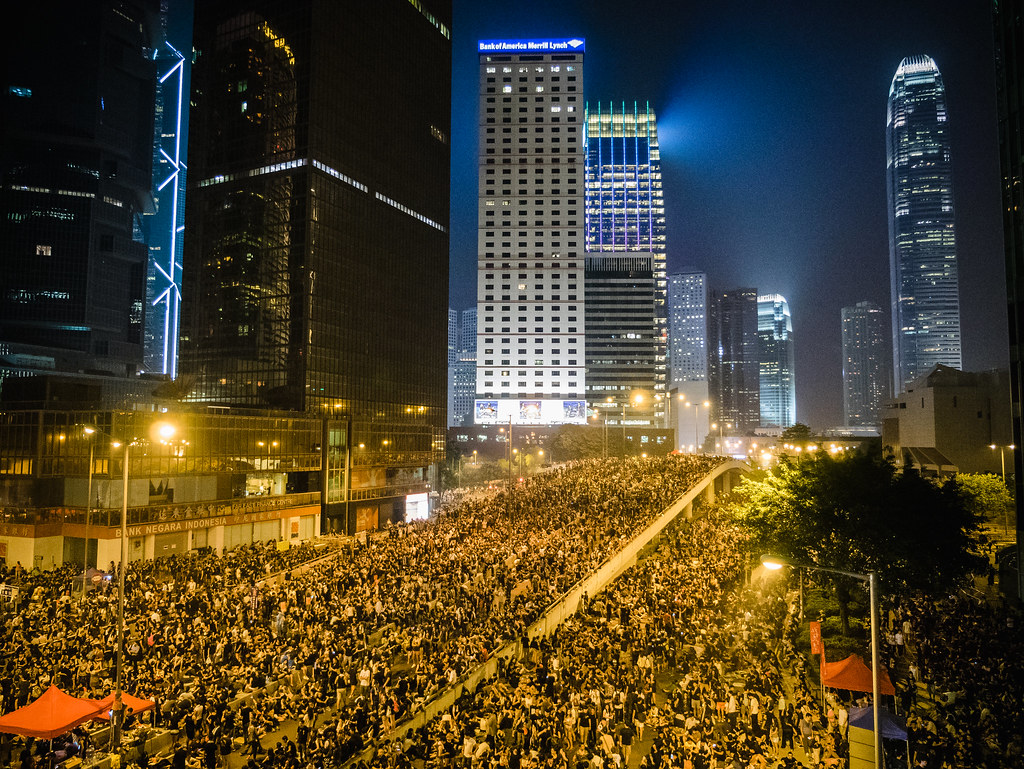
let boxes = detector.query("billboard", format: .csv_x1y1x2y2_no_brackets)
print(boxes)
474,399,588,426
478,38,585,54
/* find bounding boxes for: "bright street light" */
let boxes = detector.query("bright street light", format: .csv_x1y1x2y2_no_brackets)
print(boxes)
761,554,882,768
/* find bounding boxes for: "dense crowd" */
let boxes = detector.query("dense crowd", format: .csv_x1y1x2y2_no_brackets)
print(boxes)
0,456,721,769
889,592,1024,768
356,510,850,769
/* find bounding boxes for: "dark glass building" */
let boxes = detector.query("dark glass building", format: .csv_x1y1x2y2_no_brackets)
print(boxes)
708,288,760,433
841,300,887,429
994,0,1024,597
887,55,962,395
1,1,158,383
182,0,451,532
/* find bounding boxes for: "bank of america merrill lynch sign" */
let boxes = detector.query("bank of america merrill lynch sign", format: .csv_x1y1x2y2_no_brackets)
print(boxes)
478,39,585,53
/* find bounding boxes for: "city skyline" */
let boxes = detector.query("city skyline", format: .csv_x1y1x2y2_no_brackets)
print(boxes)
450,0,1006,430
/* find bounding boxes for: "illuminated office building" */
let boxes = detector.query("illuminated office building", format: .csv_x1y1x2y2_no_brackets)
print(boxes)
757,294,795,428
583,101,666,426
474,38,586,426
182,0,451,532
0,1,158,383
841,300,887,429
668,270,708,388
887,55,962,394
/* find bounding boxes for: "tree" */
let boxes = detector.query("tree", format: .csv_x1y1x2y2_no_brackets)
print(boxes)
781,423,813,442
954,473,1013,531
735,452,986,632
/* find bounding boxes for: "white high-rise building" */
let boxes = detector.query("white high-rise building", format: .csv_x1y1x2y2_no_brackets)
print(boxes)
474,38,586,423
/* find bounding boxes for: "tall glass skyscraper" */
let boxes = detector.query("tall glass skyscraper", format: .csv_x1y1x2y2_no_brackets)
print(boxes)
584,101,666,424
841,301,886,429
1,1,158,383
757,294,795,428
708,288,760,432
183,0,450,532
887,55,962,395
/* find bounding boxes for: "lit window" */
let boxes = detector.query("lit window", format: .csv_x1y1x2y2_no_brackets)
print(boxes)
36,245,52,256
503,85,512,93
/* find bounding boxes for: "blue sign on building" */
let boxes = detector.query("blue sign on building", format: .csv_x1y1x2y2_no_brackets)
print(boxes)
478,38,585,54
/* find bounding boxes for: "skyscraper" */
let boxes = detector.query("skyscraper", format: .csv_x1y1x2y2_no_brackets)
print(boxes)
708,288,760,432
583,101,666,425
757,294,796,428
993,0,1024,596
182,0,451,531
1,0,158,383
475,38,586,424
668,270,709,450
887,55,962,395
143,3,189,378
841,301,887,429
668,270,708,390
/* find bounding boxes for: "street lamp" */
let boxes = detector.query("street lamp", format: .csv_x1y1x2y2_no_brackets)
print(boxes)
989,443,1015,485
761,554,882,769
711,421,732,455
80,426,98,599
622,394,643,458
84,420,177,750
684,400,711,454
989,444,1016,533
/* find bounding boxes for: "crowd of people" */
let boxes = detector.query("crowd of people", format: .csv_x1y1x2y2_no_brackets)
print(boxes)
2,450,1020,769
353,508,855,769
0,456,722,768
888,591,1024,767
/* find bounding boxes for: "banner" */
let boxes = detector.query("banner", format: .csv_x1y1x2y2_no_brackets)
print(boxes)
809,620,823,655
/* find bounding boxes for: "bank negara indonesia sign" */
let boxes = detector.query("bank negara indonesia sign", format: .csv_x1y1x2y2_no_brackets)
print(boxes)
478,39,585,54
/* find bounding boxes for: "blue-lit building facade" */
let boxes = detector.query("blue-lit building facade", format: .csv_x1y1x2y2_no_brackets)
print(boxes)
143,10,189,378
887,55,962,395
757,294,795,428
584,102,666,426
474,38,587,427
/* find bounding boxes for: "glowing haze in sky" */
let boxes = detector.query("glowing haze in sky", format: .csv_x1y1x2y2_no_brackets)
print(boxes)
449,0,1006,430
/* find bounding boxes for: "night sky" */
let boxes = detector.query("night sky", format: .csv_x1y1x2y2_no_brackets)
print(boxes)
448,0,1008,430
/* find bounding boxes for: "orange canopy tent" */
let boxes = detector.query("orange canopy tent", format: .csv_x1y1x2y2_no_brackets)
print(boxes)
822,653,896,696
0,686,104,739
89,692,156,721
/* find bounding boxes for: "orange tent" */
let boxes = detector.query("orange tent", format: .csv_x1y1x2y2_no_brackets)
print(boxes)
89,692,157,721
822,653,896,695
0,686,104,739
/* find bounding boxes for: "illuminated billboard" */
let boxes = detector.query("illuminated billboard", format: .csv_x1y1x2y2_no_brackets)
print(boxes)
474,399,588,426
479,38,585,54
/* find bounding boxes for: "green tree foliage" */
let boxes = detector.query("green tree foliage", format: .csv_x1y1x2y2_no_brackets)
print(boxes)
953,472,1013,527
735,452,986,631
780,423,813,442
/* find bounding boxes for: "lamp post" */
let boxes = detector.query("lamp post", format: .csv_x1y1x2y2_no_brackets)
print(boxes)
90,421,177,750
711,421,732,455
989,444,1016,533
684,400,711,454
80,427,97,599
621,394,643,458
761,555,882,768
